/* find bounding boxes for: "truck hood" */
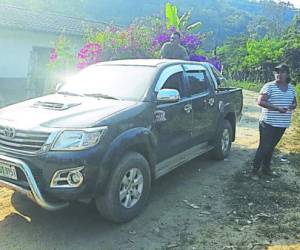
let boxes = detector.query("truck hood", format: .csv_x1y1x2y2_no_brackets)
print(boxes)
0,94,137,129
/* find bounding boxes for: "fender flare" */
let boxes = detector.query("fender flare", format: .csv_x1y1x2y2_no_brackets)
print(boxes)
95,127,157,194
214,109,237,144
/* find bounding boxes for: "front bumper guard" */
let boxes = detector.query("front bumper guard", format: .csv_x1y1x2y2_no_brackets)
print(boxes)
0,155,69,211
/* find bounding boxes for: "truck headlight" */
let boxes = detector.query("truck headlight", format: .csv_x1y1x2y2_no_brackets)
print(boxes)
51,127,107,151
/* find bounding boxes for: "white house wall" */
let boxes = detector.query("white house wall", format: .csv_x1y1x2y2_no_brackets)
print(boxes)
0,28,84,107
0,28,83,78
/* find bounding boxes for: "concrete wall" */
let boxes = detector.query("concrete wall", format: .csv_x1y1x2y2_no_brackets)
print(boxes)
0,28,83,77
0,28,83,106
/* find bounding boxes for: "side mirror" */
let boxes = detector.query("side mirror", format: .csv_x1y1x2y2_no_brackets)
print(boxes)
157,89,180,103
55,82,64,92
217,76,226,86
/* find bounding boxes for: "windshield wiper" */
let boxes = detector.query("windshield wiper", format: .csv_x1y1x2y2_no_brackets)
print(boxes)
57,91,84,97
84,93,119,100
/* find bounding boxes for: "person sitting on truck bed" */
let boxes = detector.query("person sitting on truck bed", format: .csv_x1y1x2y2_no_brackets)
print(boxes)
160,32,189,60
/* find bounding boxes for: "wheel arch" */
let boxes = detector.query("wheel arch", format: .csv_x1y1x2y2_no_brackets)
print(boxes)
224,112,236,141
95,127,156,194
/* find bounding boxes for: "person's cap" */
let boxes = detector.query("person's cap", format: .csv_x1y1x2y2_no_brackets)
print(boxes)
274,64,289,73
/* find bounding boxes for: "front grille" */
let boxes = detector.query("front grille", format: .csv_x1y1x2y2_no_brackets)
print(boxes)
0,125,50,154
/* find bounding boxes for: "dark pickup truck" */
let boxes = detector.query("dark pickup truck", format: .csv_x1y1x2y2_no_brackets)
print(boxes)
0,59,242,222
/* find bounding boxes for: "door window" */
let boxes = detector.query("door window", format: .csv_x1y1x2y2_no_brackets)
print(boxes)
186,70,209,96
161,72,185,96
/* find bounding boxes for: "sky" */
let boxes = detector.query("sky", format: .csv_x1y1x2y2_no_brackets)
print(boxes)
282,0,300,8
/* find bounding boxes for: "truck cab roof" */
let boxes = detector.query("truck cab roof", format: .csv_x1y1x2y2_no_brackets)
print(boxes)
93,59,214,70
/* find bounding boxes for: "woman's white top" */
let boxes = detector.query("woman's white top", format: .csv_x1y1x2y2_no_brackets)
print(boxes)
260,82,296,128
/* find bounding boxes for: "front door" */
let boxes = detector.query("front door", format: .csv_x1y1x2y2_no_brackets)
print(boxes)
153,65,192,163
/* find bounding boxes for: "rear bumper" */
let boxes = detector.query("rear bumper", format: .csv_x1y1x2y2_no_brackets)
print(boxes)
0,155,69,210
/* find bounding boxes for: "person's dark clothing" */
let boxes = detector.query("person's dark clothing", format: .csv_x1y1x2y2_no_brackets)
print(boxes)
160,42,189,60
252,81,296,175
253,121,286,173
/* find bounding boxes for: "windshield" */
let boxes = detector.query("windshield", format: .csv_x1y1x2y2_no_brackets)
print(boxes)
59,65,157,101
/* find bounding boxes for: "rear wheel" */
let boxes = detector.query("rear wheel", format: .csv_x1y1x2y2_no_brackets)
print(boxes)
95,152,151,223
212,120,233,160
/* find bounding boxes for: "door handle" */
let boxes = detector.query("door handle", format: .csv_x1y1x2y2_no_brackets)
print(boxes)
208,97,215,106
184,104,192,113
204,98,215,106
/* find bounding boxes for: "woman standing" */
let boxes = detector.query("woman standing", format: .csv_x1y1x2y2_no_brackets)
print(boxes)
252,64,297,178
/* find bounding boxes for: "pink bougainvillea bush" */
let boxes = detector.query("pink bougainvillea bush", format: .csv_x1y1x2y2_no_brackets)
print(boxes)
49,4,222,73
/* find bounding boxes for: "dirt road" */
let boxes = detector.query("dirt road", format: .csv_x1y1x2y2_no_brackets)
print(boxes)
0,90,299,250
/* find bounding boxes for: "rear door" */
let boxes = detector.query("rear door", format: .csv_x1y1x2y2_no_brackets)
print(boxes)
183,64,217,144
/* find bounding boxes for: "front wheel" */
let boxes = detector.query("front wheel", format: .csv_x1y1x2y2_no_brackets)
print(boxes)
95,152,151,223
212,120,233,160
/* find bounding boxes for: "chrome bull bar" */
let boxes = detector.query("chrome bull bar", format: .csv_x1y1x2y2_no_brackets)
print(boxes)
0,154,69,210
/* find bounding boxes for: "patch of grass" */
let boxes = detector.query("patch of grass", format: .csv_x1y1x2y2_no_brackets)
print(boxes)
227,169,300,216
295,84,300,101
224,80,263,92
226,166,300,240
257,215,300,240
178,230,196,246
225,150,300,241
279,84,300,154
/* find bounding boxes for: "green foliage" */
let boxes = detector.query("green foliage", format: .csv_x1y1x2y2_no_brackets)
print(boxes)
44,1,299,89
2,0,296,47
47,36,76,71
224,80,263,92
217,36,248,78
186,21,202,32
164,2,202,33
179,10,190,29
296,84,300,101
46,35,77,92
165,2,180,30
48,35,76,72
49,2,205,72
85,24,156,61
218,13,300,84
282,14,300,82
244,38,284,68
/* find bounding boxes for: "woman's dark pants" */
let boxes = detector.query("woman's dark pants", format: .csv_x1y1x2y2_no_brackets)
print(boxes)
253,121,286,173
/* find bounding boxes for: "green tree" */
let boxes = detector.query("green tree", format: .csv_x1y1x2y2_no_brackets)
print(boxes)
218,36,284,82
283,14,300,83
217,36,248,79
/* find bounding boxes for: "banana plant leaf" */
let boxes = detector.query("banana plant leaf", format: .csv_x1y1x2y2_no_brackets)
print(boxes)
186,21,202,32
165,2,179,31
179,10,191,29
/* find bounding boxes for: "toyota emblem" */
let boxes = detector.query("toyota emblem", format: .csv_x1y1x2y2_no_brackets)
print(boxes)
3,127,16,138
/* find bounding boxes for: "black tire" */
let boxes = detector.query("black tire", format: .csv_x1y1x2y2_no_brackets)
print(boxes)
95,152,151,223
212,120,233,160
